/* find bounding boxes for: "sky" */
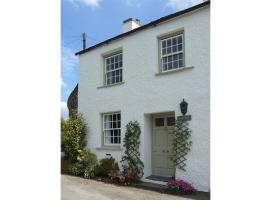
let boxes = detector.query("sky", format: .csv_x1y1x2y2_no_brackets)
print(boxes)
61,0,203,119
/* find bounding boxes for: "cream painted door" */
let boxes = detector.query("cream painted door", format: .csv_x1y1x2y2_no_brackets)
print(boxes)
152,114,175,177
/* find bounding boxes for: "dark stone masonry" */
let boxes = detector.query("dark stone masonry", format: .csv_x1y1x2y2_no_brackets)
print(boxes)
67,84,78,117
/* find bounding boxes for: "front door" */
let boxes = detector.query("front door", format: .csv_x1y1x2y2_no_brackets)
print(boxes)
152,114,175,177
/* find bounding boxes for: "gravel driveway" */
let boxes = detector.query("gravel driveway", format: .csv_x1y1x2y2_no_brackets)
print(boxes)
61,175,199,200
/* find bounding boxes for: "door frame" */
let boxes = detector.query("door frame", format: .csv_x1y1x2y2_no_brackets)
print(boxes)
151,112,175,177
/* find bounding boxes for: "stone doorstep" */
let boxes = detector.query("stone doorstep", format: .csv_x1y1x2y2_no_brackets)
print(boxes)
145,175,173,182
134,181,210,200
133,181,166,193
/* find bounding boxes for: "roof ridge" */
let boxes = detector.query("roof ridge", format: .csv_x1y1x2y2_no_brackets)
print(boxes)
75,0,210,56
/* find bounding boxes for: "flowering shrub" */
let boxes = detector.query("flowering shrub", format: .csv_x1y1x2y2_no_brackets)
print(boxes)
94,157,119,177
108,167,139,185
61,113,87,163
166,179,196,194
84,167,95,179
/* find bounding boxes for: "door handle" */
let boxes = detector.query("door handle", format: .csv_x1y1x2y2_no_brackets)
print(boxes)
166,150,169,153
162,150,165,153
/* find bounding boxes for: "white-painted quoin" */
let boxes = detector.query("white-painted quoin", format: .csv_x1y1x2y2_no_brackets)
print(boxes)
75,1,210,192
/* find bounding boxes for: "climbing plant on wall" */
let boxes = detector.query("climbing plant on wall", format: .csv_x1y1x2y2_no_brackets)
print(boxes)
170,119,192,171
121,121,144,180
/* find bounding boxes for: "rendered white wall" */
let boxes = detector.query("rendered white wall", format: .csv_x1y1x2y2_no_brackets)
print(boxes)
78,6,210,191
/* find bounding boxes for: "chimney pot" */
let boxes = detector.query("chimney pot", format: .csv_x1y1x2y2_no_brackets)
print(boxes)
122,18,141,33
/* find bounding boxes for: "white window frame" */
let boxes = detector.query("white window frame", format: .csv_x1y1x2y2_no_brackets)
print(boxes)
104,52,123,86
103,112,121,146
160,33,184,72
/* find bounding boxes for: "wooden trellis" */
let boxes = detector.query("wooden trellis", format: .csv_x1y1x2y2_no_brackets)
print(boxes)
121,121,144,179
171,119,192,171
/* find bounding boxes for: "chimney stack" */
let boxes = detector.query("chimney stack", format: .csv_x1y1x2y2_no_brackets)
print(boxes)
82,32,86,50
122,18,140,33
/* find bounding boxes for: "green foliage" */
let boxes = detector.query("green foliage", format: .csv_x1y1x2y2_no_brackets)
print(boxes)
61,113,87,163
121,121,144,180
67,148,97,177
68,162,85,176
170,119,192,171
77,148,97,167
84,167,95,179
94,157,119,177
61,112,98,179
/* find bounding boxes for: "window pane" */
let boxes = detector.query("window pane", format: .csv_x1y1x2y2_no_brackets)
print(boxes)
162,41,166,48
177,44,182,51
163,57,167,63
112,76,116,84
179,60,183,67
167,117,175,126
105,115,112,122
163,63,168,71
112,121,116,128
155,118,164,127
105,122,111,129
167,39,171,46
167,47,171,54
173,61,178,69
173,54,178,61
172,37,177,45
116,76,119,83
168,62,172,70
105,137,111,144
162,48,166,55
114,137,120,144
114,129,119,136
168,55,172,62
172,45,177,53
177,36,182,44
105,130,112,137
179,53,183,59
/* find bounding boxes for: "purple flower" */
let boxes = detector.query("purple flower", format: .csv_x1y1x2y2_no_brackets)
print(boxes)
167,179,196,193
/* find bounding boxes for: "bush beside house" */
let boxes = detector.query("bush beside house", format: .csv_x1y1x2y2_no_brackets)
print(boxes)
61,115,196,195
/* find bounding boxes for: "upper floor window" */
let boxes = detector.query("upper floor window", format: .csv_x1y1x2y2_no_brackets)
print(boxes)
105,52,123,86
160,34,184,72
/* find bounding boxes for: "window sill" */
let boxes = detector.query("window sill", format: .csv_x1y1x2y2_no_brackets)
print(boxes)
96,146,123,151
97,82,125,89
155,66,194,76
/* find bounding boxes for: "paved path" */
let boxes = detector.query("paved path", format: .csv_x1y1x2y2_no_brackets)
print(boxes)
61,175,195,200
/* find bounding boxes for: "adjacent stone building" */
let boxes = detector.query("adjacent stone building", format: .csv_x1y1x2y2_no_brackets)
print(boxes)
67,84,78,117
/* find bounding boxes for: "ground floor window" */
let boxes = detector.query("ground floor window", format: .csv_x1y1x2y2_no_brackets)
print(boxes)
103,112,121,145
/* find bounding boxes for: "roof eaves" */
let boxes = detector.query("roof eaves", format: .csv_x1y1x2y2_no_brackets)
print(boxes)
75,0,210,56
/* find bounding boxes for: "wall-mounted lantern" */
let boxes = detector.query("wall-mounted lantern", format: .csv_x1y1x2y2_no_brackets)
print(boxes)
178,99,191,121
180,99,188,116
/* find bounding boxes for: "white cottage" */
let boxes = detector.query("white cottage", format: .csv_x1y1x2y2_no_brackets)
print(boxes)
75,1,210,192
